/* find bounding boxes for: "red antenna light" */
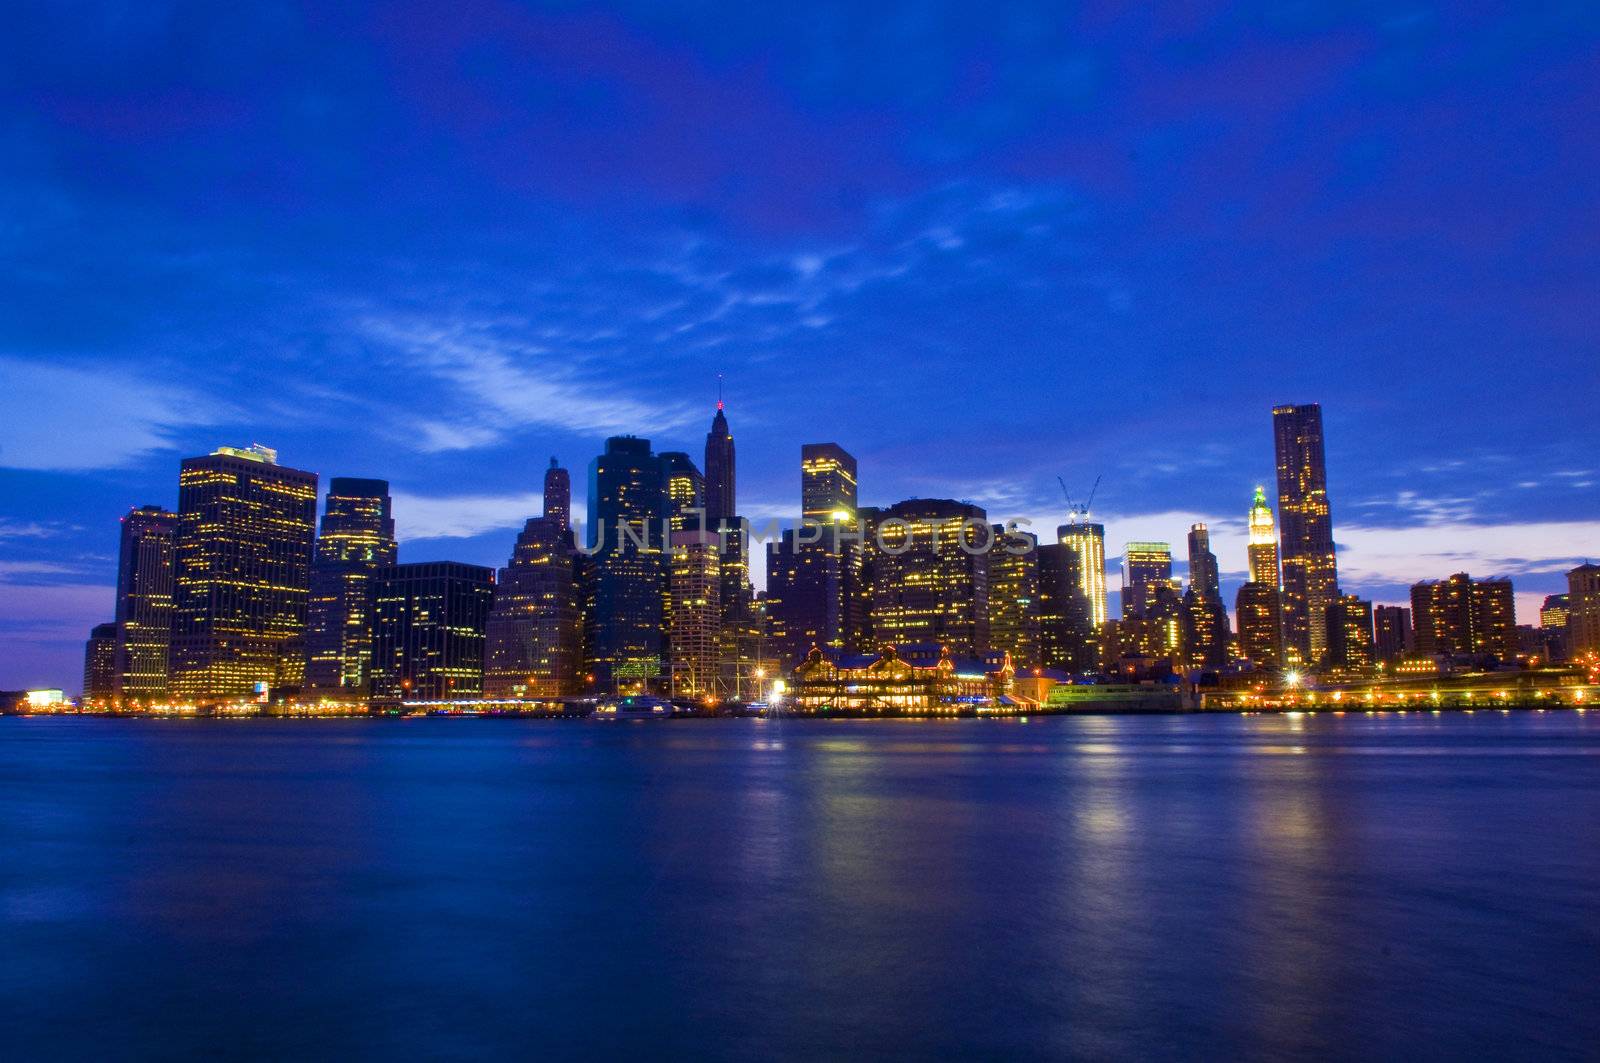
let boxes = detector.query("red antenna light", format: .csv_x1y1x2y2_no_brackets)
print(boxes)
716,372,724,410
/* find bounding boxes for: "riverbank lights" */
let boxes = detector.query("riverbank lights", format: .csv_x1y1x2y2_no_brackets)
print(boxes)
1284,670,1303,689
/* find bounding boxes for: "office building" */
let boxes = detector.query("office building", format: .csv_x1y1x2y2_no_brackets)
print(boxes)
170,445,318,701
1057,520,1108,630
987,525,1040,668
371,561,495,700
586,437,669,690
801,443,858,522
869,499,989,656
1236,580,1284,669
669,529,722,694
1273,404,1339,664
304,478,397,695
1187,523,1221,599
83,622,118,704
484,512,582,697
1036,542,1098,672
1183,523,1229,671
1122,541,1173,620
544,457,571,536
1411,573,1517,660
1567,564,1600,658
1326,594,1375,672
112,505,177,702
1374,605,1412,663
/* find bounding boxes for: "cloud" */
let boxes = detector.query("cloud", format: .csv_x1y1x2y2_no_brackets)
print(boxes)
0,357,222,471
390,489,546,541
360,317,699,451
0,519,59,539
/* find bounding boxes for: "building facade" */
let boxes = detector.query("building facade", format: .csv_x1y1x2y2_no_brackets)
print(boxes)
1121,541,1173,620
1568,564,1600,659
669,529,722,695
1235,580,1285,669
987,526,1040,668
1057,521,1108,629
83,622,118,704
484,515,581,697
1411,573,1517,660
1247,485,1280,586
1326,594,1375,672
1273,404,1339,665
113,505,178,702
1374,605,1413,663
170,445,318,702
869,499,989,656
586,437,669,690
371,561,495,700
303,477,397,695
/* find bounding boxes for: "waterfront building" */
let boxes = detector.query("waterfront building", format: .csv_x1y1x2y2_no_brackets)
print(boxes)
669,529,722,695
586,437,669,690
791,643,1013,714
1273,403,1339,664
1036,542,1098,672
1235,581,1284,669
170,445,318,701
1564,564,1600,658
484,513,581,697
987,525,1040,668
1121,541,1173,620
868,499,990,657
1374,605,1413,663
83,623,117,704
304,478,397,695
1326,594,1375,672
1411,573,1517,660
112,505,177,702
1247,485,1280,586
370,561,495,700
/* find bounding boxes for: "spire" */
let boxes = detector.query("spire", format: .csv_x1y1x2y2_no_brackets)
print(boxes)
716,372,724,411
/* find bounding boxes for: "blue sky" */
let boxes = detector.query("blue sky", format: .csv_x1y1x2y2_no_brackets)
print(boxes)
3,2,1598,689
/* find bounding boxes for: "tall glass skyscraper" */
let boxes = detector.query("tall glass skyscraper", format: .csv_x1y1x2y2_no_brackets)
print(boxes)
1273,403,1339,665
370,561,495,700
586,436,669,690
113,504,177,702
304,477,397,694
170,445,318,701
1056,520,1108,629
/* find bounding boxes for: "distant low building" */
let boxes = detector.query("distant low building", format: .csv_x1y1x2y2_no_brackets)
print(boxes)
791,643,1012,713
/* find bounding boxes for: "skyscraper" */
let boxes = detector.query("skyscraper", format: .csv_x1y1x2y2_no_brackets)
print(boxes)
304,478,397,695
1374,605,1413,662
702,403,751,640
869,499,989,655
484,496,582,698
1182,524,1230,672
801,443,858,521
1247,485,1280,586
1235,581,1284,669
1411,573,1516,660
987,525,1040,668
586,436,669,690
370,562,495,700
1036,542,1098,672
704,401,735,534
1567,564,1600,658
669,528,722,694
544,457,571,536
170,445,318,702
766,443,869,671
113,505,177,703
1187,523,1221,599
1121,542,1173,620
1057,520,1108,629
1326,594,1375,672
83,622,118,704
1273,404,1339,664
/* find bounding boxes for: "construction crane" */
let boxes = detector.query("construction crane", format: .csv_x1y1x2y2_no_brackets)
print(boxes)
1057,474,1101,524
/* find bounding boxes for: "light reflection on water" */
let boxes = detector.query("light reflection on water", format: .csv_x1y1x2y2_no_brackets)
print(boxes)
1,712,1598,1058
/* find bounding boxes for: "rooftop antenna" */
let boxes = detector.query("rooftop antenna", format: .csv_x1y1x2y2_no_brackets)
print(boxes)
716,372,724,411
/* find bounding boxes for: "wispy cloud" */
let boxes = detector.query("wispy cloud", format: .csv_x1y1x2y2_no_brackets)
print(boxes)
390,489,547,541
0,357,223,471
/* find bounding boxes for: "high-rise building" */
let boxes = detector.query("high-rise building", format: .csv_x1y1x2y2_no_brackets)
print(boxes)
484,513,581,697
1235,581,1285,669
170,445,318,702
1567,564,1600,659
1273,404,1339,665
1326,594,1375,672
370,561,495,700
83,622,118,704
544,457,571,535
987,525,1040,668
304,478,397,695
1057,520,1108,630
704,402,735,534
669,529,722,694
869,499,989,656
112,505,177,702
1411,573,1517,660
1247,485,1280,586
703,404,752,646
1374,605,1412,663
801,443,858,522
1036,542,1098,672
1122,542,1173,620
586,437,669,690
1539,594,1570,660
1187,523,1221,600
1182,588,1229,672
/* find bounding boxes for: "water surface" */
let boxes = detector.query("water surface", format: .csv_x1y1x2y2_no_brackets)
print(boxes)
2,713,1597,1059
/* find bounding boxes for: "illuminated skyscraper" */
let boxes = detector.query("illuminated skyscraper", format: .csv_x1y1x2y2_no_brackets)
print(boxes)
704,402,735,534
484,507,581,697
1182,524,1229,671
83,622,117,704
669,528,722,694
113,505,177,702
1411,572,1516,660
371,562,495,700
1472,577,1517,660
1187,523,1221,599
544,457,571,536
1273,404,1339,664
987,525,1040,667
1235,581,1285,669
801,443,858,521
1247,485,1280,586
1567,564,1600,658
586,437,669,690
1036,542,1098,672
1326,594,1375,672
1057,521,1108,629
1121,542,1173,620
170,445,318,701
703,403,752,639
869,499,989,656
1374,605,1412,662
304,478,397,694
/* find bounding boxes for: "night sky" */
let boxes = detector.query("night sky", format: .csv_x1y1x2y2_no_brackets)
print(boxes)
3,2,1598,690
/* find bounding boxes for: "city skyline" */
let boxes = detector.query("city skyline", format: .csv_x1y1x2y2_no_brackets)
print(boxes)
4,3,1600,688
